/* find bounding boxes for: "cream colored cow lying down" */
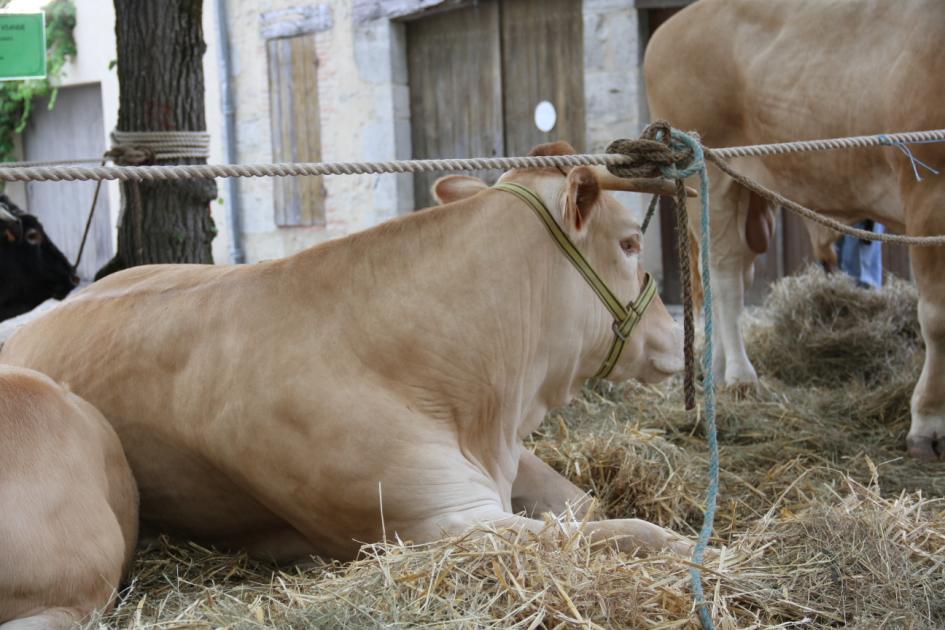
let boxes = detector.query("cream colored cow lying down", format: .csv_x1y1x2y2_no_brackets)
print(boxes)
0,143,690,563
0,365,138,629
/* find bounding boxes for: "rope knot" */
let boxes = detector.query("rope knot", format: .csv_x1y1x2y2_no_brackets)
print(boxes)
106,146,156,166
605,121,703,181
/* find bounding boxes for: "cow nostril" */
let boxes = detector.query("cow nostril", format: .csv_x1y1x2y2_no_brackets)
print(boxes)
70,274,80,286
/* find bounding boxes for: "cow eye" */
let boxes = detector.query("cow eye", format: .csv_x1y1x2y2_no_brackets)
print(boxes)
620,235,641,256
25,228,43,245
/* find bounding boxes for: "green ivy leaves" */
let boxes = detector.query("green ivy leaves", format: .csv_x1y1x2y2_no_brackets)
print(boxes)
0,0,77,163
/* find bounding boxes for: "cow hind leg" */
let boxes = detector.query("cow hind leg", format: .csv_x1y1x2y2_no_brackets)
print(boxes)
695,170,759,388
0,608,84,630
905,181,945,461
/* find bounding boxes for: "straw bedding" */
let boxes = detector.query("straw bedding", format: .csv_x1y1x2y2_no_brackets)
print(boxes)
90,268,945,629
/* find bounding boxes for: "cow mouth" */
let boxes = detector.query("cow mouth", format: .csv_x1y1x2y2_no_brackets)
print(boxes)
650,355,684,376
52,276,79,300
906,433,945,462
634,356,683,385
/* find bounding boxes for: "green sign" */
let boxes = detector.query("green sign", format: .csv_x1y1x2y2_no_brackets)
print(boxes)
0,13,46,81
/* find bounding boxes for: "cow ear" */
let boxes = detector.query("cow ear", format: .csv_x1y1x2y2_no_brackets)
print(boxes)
3,228,17,243
431,175,488,205
564,166,601,232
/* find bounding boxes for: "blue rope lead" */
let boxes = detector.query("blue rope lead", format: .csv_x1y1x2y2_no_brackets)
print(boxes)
660,129,719,630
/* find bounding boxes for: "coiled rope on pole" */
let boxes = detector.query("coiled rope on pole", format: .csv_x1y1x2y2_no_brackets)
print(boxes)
109,130,211,163
0,130,212,170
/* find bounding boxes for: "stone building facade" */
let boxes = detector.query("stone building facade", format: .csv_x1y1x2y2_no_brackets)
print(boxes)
224,0,673,280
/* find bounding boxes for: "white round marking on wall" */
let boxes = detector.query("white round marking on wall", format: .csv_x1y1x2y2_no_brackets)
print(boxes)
534,101,557,133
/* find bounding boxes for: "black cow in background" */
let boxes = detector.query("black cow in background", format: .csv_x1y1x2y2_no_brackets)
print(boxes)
0,194,78,322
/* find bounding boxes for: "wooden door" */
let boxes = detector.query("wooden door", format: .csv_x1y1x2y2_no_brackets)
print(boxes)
407,0,585,210
500,0,585,157
407,2,503,210
24,84,112,281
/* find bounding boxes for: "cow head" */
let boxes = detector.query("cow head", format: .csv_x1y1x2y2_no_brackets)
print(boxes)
432,142,684,385
0,195,79,322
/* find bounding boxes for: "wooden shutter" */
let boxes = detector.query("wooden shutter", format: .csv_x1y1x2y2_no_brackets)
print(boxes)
267,35,326,226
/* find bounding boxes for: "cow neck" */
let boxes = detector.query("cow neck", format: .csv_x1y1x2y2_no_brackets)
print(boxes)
493,182,657,380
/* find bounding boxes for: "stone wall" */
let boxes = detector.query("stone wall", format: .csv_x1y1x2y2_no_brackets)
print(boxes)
225,0,410,262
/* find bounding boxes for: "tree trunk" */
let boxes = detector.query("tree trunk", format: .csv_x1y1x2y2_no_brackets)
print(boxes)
98,0,216,279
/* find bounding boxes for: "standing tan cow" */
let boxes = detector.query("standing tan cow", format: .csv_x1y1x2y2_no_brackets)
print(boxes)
0,366,138,629
646,0,945,460
0,144,691,562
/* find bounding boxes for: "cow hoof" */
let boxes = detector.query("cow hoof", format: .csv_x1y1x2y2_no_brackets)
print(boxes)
906,434,945,462
724,363,758,390
667,537,695,557
722,381,756,399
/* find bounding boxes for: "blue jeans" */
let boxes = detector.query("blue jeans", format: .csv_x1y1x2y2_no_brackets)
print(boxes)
837,220,885,289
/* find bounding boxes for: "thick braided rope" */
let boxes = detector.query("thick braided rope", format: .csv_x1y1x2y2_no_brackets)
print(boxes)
1,129,941,180
643,120,699,413
0,154,631,182
675,179,697,412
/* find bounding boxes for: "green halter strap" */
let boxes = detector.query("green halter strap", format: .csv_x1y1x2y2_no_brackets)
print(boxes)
493,182,658,380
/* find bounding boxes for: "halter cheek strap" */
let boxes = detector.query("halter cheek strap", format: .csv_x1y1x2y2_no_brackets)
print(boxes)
493,182,658,379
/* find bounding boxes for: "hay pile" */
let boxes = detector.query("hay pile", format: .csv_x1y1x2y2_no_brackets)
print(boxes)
745,268,921,387
91,268,945,629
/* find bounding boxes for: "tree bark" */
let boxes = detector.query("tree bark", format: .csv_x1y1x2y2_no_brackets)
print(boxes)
99,0,216,278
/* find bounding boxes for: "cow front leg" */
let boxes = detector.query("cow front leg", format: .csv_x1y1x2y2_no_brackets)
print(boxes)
407,509,692,557
511,449,592,519
905,182,945,460
908,295,945,460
